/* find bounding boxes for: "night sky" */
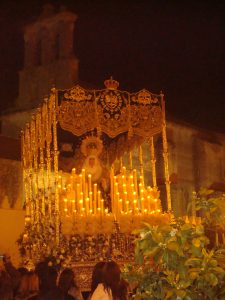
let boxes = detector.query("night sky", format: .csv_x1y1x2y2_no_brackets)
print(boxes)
0,0,225,133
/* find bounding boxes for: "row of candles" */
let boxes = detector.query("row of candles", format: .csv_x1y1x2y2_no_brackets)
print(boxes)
58,166,161,218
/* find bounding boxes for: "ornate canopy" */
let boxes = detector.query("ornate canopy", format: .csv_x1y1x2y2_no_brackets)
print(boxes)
20,78,171,285
58,78,163,140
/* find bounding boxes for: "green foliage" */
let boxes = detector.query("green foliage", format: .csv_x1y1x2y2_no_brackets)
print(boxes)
193,188,225,228
124,191,225,300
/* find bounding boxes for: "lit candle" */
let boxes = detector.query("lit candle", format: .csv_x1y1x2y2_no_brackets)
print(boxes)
118,175,123,190
80,192,84,203
114,181,118,215
64,198,68,213
122,175,126,186
89,191,93,213
131,185,135,203
126,200,129,213
88,174,92,194
82,169,86,198
129,175,134,186
115,182,118,194
101,199,104,216
76,183,80,205
110,167,114,212
79,174,82,192
139,145,144,183
67,183,71,193
72,168,76,189
97,190,101,214
93,184,97,214
79,199,83,213
116,192,120,217
71,199,75,214
59,174,63,188
133,169,137,193
123,184,127,206
86,197,90,215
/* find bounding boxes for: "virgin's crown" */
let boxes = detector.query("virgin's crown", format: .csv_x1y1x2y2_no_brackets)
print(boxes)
104,76,119,90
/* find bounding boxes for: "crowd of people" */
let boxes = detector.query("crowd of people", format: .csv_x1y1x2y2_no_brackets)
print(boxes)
0,255,129,300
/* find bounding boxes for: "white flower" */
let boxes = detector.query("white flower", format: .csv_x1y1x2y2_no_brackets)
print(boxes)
170,228,178,236
159,243,166,249
140,232,146,239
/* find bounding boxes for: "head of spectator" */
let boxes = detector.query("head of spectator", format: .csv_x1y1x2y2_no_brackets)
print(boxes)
103,261,128,300
58,268,78,293
58,268,84,300
90,261,106,294
35,264,57,293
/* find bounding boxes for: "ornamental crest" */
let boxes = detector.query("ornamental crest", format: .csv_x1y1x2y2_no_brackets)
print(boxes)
131,89,159,105
64,85,93,102
98,90,123,114
58,100,97,136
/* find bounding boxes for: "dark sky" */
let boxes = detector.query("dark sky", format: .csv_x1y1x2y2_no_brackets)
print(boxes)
0,0,225,133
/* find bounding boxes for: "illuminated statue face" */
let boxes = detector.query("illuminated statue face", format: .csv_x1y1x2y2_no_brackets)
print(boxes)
88,157,95,168
83,155,102,182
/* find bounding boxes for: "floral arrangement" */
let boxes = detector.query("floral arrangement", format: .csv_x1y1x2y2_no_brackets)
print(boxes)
17,209,170,269
17,220,136,268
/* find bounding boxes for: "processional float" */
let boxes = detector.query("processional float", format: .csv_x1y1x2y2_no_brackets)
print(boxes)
20,78,171,288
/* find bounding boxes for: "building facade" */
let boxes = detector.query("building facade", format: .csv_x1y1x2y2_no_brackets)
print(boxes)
1,5,225,218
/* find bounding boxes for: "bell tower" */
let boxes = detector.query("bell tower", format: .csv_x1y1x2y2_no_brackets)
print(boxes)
16,4,79,109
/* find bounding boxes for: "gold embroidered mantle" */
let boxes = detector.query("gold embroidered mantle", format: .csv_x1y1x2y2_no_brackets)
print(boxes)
58,85,163,139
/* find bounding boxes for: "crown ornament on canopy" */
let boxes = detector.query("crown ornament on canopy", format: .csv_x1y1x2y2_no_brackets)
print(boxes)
104,76,119,90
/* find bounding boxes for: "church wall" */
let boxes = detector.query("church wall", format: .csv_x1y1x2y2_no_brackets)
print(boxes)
0,158,23,209
162,121,225,216
0,158,24,266
0,208,25,267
